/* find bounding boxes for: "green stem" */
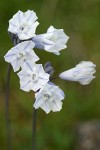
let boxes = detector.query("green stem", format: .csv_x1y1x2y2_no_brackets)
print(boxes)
32,108,37,150
5,64,12,150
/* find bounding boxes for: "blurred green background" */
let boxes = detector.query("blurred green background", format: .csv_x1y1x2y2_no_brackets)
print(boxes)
0,0,100,150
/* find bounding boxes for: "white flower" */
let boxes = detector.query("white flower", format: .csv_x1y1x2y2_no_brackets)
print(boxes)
34,82,65,113
59,61,96,85
8,10,39,40
17,61,50,92
32,26,69,55
4,41,39,72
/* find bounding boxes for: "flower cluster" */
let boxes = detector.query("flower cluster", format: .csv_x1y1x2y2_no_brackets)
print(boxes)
4,10,96,114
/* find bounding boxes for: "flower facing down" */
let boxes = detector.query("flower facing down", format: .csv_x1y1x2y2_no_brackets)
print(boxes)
32,26,69,55
17,61,50,92
4,41,39,72
8,10,39,40
34,82,65,113
59,61,96,85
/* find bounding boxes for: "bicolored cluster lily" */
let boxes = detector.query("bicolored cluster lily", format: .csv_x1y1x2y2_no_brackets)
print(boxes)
4,10,96,113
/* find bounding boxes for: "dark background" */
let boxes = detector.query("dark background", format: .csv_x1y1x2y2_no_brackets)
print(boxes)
0,0,100,149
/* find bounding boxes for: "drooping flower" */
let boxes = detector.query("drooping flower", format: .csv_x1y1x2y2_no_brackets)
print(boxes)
33,82,65,113
4,41,39,72
59,61,96,85
17,61,50,92
32,26,69,55
8,10,39,40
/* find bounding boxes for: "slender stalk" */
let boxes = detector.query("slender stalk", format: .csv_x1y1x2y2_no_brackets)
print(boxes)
5,64,12,150
32,108,37,150
5,32,18,150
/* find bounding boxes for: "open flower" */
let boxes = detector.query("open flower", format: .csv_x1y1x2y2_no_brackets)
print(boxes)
32,26,69,55
4,41,39,72
8,10,39,40
17,61,50,92
59,61,96,85
34,82,65,113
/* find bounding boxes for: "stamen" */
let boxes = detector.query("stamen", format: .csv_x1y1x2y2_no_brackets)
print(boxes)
17,53,24,58
43,94,50,100
32,74,36,80
20,26,24,31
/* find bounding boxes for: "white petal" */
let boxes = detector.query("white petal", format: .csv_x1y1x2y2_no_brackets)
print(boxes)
59,68,76,81
17,41,35,51
24,10,38,24
11,58,20,72
26,21,39,34
36,64,50,81
18,32,31,40
32,82,40,92
56,87,65,100
17,70,30,80
8,10,23,29
40,101,51,114
76,61,96,68
36,64,44,74
47,26,55,33
51,99,62,112
34,97,44,109
36,78,48,89
8,23,18,34
21,61,35,73
4,50,17,63
26,50,39,62
20,80,32,92
79,76,95,85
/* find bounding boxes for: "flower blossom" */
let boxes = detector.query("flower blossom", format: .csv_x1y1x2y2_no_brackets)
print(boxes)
32,26,69,55
4,41,39,72
8,10,39,40
34,82,65,113
59,61,96,85
17,61,50,92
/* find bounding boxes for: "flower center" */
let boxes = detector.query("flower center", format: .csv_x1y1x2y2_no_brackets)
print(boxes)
20,26,24,31
43,94,50,100
17,52,26,59
32,74,36,80
43,92,54,102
